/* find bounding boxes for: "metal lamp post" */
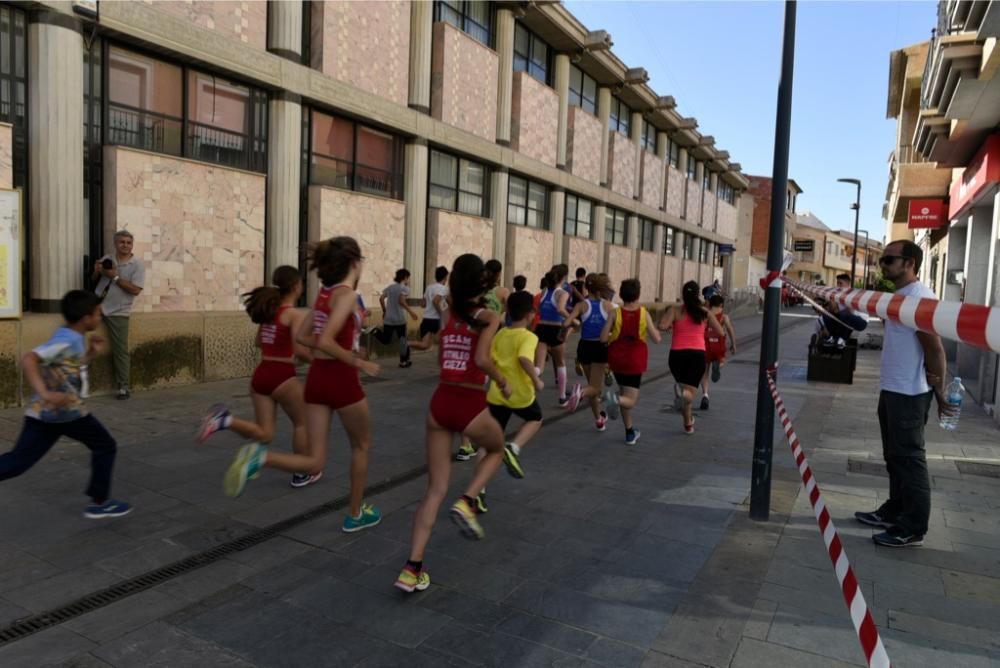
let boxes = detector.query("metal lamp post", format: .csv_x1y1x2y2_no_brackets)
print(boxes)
837,178,861,286
862,229,870,288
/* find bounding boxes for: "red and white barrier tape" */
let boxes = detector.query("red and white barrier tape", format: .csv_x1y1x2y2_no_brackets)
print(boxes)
766,371,892,668
787,279,1000,354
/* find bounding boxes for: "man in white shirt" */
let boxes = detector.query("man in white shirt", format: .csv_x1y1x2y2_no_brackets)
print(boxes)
854,240,953,548
411,266,449,352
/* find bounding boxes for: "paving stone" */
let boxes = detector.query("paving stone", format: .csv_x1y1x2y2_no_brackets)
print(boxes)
496,611,598,656
51,654,114,668
730,637,860,668
880,627,996,668
742,598,777,641
94,538,194,579
888,609,1000,653
941,570,1000,605
413,587,514,633
93,621,253,667
2,566,119,614
0,596,29,626
422,622,583,667
639,651,710,668
765,602,867,665
155,559,257,604
0,549,60,594
64,589,188,643
334,532,409,565
180,588,311,654
0,627,96,668
222,535,317,571
584,637,647,667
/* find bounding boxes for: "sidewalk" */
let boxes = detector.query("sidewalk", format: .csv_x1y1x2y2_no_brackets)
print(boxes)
0,310,997,667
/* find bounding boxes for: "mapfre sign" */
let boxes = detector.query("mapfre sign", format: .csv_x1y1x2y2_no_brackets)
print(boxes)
907,199,946,229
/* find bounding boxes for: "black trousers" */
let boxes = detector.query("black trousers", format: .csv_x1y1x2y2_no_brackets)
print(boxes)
373,323,410,362
876,390,933,535
0,415,117,502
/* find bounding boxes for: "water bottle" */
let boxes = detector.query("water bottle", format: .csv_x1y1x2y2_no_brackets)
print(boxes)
939,377,964,431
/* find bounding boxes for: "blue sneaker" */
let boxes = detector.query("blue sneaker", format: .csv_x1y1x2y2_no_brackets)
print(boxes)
84,499,133,519
343,504,382,533
224,442,266,498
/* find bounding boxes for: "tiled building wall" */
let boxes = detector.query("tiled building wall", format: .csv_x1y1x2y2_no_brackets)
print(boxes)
605,245,634,296
564,236,599,275
637,250,660,301
661,254,681,302
699,262,713,289
507,225,554,284
104,147,265,313
511,72,559,166
640,152,664,210
308,186,406,304
144,0,266,49
566,107,602,185
685,180,702,224
703,191,717,232
607,133,637,198
431,22,498,142
665,168,685,219
427,209,495,281
311,1,411,107
717,201,738,240
0,123,11,188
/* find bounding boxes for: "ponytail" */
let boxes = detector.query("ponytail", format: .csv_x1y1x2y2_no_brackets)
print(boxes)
448,254,487,330
243,286,282,324
681,280,706,323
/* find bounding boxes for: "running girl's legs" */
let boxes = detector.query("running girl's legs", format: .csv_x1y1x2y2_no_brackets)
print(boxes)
680,384,696,427
227,393,277,443
550,345,567,400
258,380,324,472
406,415,454,564
581,363,605,419
619,387,640,429
534,342,548,374
337,398,373,518
510,418,542,449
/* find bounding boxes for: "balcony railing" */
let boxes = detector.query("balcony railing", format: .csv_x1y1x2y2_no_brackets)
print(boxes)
108,104,183,156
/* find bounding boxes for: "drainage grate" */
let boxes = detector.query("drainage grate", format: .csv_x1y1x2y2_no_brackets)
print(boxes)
955,461,1000,479
0,465,428,647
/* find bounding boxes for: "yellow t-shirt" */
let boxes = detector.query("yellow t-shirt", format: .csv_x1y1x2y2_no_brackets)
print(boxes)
487,327,539,409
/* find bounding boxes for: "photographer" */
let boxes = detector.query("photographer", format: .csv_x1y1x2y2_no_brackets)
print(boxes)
92,230,145,400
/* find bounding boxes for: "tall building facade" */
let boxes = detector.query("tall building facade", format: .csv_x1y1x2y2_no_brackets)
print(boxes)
730,175,799,290
0,0,748,404
883,0,1000,418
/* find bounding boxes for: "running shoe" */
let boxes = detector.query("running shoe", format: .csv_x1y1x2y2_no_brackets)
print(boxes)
290,472,323,488
673,384,684,411
343,504,382,533
873,527,923,548
575,360,585,377
624,429,641,446
711,360,721,383
854,510,896,528
602,387,621,420
503,443,525,479
394,565,430,593
224,442,265,498
595,413,607,432
684,421,695,435
558,395,569,407
454,441,476,461
451,497,485,539
399,360,413,368
197,403,230,443
565,383,584,412
836,338,847,350
474,492,489,514
700,396,710,411
84,499,133,519
604,368,614,387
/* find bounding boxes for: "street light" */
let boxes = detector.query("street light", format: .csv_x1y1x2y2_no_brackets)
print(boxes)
862,229,870,288
837,178,861,286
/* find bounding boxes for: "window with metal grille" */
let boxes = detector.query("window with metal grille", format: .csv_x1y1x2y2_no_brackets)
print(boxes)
699,239,709,263
564,193,593,239
513,22,549,85
310,109,404,200
508,175,548,228
430,149,489,217
605,207,627,246
435,1,494,47
569,65,597,115
0,5,26,192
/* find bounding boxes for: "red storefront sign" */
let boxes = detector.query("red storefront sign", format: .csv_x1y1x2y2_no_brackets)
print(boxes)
949,134,1000,220
907,199,947,229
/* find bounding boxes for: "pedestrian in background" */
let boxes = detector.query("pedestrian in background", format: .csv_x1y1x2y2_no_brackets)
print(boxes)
92,230,145,400
374,268,419,368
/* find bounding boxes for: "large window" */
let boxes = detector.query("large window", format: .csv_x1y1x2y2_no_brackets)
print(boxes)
683,234,695,260
686,157,698,181
699,239,709,263
641,120,657,153
508,175,547,228
0,5,26,191
435,1,493,47
639,219,656,251
513,22,549,85
310,110,404,199
564,194,593,239
569,65,597,115
107,46,267,172
610,97,630,136
668,139,680,168
664,227,676,255
605,208,628,246
702,166,712,190
430,150,489,217
718,180,736,205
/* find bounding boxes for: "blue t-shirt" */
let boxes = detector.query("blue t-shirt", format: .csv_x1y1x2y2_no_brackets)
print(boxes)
25,327,88,423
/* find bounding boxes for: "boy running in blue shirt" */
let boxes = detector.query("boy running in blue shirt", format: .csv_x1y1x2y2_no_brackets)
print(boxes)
0,290,131,518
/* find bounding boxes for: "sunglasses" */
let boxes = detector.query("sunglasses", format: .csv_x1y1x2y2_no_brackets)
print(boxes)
878,255,907,266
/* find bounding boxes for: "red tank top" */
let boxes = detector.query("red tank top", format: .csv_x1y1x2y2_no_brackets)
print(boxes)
706,309,726,345
672,310,707,351
259,305,294,358
608,307,648,375
439,311,487,386
312,284,358,352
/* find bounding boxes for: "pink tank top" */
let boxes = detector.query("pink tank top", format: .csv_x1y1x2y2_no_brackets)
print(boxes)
672,310,707,351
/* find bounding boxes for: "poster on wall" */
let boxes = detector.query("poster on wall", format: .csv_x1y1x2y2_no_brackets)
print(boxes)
0,188,22,319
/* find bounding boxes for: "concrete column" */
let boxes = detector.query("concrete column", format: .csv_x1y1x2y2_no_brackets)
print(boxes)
408,0,433,113
943,225,968,362
404,140,429,289
267,0,302,59
554,54,570,169
549,188,565,265
960,207,994,400
29,14,84,311
695,160,705,186
656,131,668,210
266,95,302,275
652,223,666,301
495,8,515,145
678,147,689,175
490,168,509,270
593,204,607,272
709,172,719,231
597,87,611,186
630,111,643,200
627,213,641,276
674,229,688,288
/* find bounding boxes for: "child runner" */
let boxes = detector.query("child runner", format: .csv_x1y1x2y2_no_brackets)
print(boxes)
395,254,509,594
411,265,449,353
563,273,614,431
198,266,328,489
374,268,419,368
533,270,572,405
512,275,528,293
0,290,131,518
700,294,737,410
569,266,587,308
483,259,510,315
658,281,724,434
490,291,544,479
223,237,383,529
602,279,662,445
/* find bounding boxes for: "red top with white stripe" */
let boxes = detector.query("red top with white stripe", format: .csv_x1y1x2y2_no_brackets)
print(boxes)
258,305,294,358
313,283,357,352
438,311,486,386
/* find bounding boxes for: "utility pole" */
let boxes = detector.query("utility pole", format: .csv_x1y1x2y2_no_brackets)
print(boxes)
838,178,862,286
750,0,797,521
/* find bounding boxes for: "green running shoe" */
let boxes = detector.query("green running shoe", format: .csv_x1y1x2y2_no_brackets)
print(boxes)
451,497,485,539
503,443,525,479
224,442,265,498
454,441,476,461
343,503,382,533
394,565,430,593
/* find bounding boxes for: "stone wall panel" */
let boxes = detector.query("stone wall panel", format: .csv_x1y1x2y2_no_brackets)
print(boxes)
0,123,12,189
511,72,558,166
431,22,498,142
607,133,637,199
566,107,602,185
144,1,266,49
637,251,660,302
717,201,738,240
641,151,664,210
666,168,685,219
686,180,702,224
564,236,599,273
507,225,554,284
427,209,494,282
605,245,633,295
703,192,718,233
662,255,681,302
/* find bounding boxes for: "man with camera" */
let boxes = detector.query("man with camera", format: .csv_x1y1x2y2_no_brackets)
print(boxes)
92,230,145,400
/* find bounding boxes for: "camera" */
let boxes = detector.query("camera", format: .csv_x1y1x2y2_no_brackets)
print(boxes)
101,258,113,270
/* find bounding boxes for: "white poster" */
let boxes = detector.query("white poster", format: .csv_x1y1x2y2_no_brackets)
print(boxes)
0,188,22,319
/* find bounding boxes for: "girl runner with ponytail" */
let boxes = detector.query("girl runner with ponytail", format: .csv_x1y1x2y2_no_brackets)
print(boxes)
562,273,614,431
396,254,510,593
533,269,572,405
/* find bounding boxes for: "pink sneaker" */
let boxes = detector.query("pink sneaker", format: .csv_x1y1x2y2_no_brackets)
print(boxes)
196,404,230,443
595,413,607,432
564,384,584,412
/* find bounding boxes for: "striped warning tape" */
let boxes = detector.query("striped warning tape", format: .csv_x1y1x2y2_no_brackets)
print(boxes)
766,370,892,668
786,279,1000,355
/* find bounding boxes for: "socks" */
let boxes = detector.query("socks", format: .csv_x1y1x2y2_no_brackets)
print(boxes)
221,415,233,429
534,367,542,378
406,559,423,572
509,442,521,456
557,366,567,398
462,494,477,507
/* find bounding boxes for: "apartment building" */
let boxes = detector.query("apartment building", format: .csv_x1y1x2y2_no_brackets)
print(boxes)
883,0,1000,417
730,175,800,290
0,1,748,404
